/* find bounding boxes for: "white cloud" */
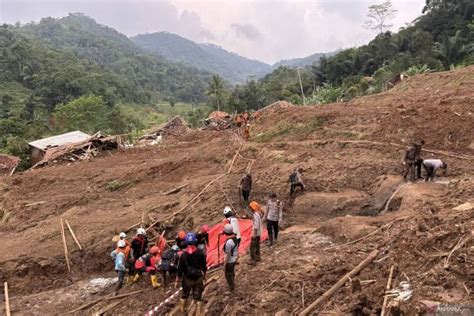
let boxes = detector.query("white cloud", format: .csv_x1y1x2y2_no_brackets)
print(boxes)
0,0,426,63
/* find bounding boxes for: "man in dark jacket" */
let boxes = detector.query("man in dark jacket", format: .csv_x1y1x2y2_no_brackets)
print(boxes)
130,228,148,279
239,173,252,203
176,232,207,314
403,140,424,181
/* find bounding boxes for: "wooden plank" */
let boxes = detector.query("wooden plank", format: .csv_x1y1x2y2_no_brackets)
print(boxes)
4,282,11,316
60,217,71,272
381,265,395,316
64,219,83,250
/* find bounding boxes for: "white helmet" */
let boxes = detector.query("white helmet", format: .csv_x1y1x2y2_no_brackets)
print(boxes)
223,206,233,217
119,232,127,238
137,228,146,236
117,240,126,248
223,224,234,235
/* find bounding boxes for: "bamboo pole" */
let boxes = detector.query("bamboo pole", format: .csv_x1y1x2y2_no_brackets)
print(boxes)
64,219,83,250
60,217,71,272
68,290,144,313
381,265,395,316
299,249,379,316
227,143,243,174
4,282,11,316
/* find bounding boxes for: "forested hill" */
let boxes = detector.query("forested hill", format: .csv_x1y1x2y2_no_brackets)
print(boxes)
131,32,271,83
273,51,337,69
18,13,211,103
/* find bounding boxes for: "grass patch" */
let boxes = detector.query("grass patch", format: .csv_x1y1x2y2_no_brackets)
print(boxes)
255,117,325,142
106,180,132,191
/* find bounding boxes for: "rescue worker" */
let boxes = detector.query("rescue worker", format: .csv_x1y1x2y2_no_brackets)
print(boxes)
111,240,127,293
423,159,447,182
243,124,250,141
223,206,241,246
176,232,207,314
248,201,262,265
176,230,187,250
264,192,282,247
159,245,180,287
133,246,161,287
403,142,424,181
242,111,250,124
131,228,149,262
289,168,305,195
196,225,210,256
238,173,252,204
415,140,425,179
223,224,239,292
117,232,131,247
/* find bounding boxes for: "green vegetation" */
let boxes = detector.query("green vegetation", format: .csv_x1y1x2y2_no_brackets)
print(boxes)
225,0,473,109
106,179,132,191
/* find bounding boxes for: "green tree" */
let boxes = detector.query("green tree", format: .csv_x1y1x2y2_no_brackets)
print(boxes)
206,75,226,111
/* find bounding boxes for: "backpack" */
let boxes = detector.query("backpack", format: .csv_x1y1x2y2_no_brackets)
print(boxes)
223,237,238,257
184,252,203,278
160,249,174,271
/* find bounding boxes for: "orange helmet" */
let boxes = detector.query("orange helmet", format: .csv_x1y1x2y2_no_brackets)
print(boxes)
249,201,261,212
178,230,186,240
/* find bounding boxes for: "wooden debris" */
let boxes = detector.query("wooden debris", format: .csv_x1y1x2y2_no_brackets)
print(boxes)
64,219,83,250
227,143,243,174
25,201,47,207
60,217,71,272
93,298,125,316
299,249,379,316
4,282,11,316
444,234,471,268
68,290,144,313
381,265,395,316
163,183,188,195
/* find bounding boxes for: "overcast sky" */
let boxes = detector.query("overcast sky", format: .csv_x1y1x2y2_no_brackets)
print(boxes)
0,0,425,64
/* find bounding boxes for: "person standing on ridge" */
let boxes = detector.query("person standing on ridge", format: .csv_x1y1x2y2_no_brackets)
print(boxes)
223,224,239,292
238,173,252,204
289,168,305,195
248,201,262,265
264,192,283,247
176,232,207,315
111,240,128,293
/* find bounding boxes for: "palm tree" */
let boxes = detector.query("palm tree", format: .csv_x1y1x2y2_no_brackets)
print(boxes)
206,74,225,111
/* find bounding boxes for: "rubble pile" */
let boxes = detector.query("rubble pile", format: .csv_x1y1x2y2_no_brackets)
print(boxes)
138,116,190,145
32,132,120,169
203,111,232,130
0,154,20,176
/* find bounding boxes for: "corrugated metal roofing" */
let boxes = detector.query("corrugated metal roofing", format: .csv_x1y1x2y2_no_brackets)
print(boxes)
28,131,91,151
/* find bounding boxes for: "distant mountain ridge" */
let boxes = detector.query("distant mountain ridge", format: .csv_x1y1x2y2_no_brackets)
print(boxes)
131,32,271,83
273,51,338,69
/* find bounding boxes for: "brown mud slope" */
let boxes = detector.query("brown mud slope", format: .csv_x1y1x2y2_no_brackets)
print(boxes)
1,67,473,315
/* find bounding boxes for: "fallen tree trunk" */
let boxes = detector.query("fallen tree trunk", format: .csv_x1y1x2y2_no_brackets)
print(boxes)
299,249,379,316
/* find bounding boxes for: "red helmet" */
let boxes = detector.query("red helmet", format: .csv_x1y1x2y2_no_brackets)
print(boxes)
178,230,186,240
201,224,209,233
150,246,160,255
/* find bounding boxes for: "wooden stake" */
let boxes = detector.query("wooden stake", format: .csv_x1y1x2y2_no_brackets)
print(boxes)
60,217,71,272
227,143,243,174
64,219,83,250
163,183,188,195
381,265,395,316
4,282,11,316
68,290,144,313
299,249,379,316
93,298,125,316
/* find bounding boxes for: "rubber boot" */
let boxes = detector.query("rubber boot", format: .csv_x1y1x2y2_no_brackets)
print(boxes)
179,298,187,313
132,273,140,283
150,274,161,288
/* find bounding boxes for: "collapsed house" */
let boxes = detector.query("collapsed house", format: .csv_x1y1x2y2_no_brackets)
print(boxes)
0,154,21,176
137,116,190,145
31,132,120,169
203,111,232,130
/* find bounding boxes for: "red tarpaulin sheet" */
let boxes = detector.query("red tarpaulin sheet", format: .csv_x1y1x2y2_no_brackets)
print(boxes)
206,219,267,267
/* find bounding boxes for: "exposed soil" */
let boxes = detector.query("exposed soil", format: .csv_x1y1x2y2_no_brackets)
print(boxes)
1,67,473,315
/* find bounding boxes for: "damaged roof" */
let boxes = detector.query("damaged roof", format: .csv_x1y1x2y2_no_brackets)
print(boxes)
28,131,91,151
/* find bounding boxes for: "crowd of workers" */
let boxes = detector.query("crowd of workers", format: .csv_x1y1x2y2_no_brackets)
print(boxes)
110,168,304,314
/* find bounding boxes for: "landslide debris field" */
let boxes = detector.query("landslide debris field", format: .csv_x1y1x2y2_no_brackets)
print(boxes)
1,67,473,315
